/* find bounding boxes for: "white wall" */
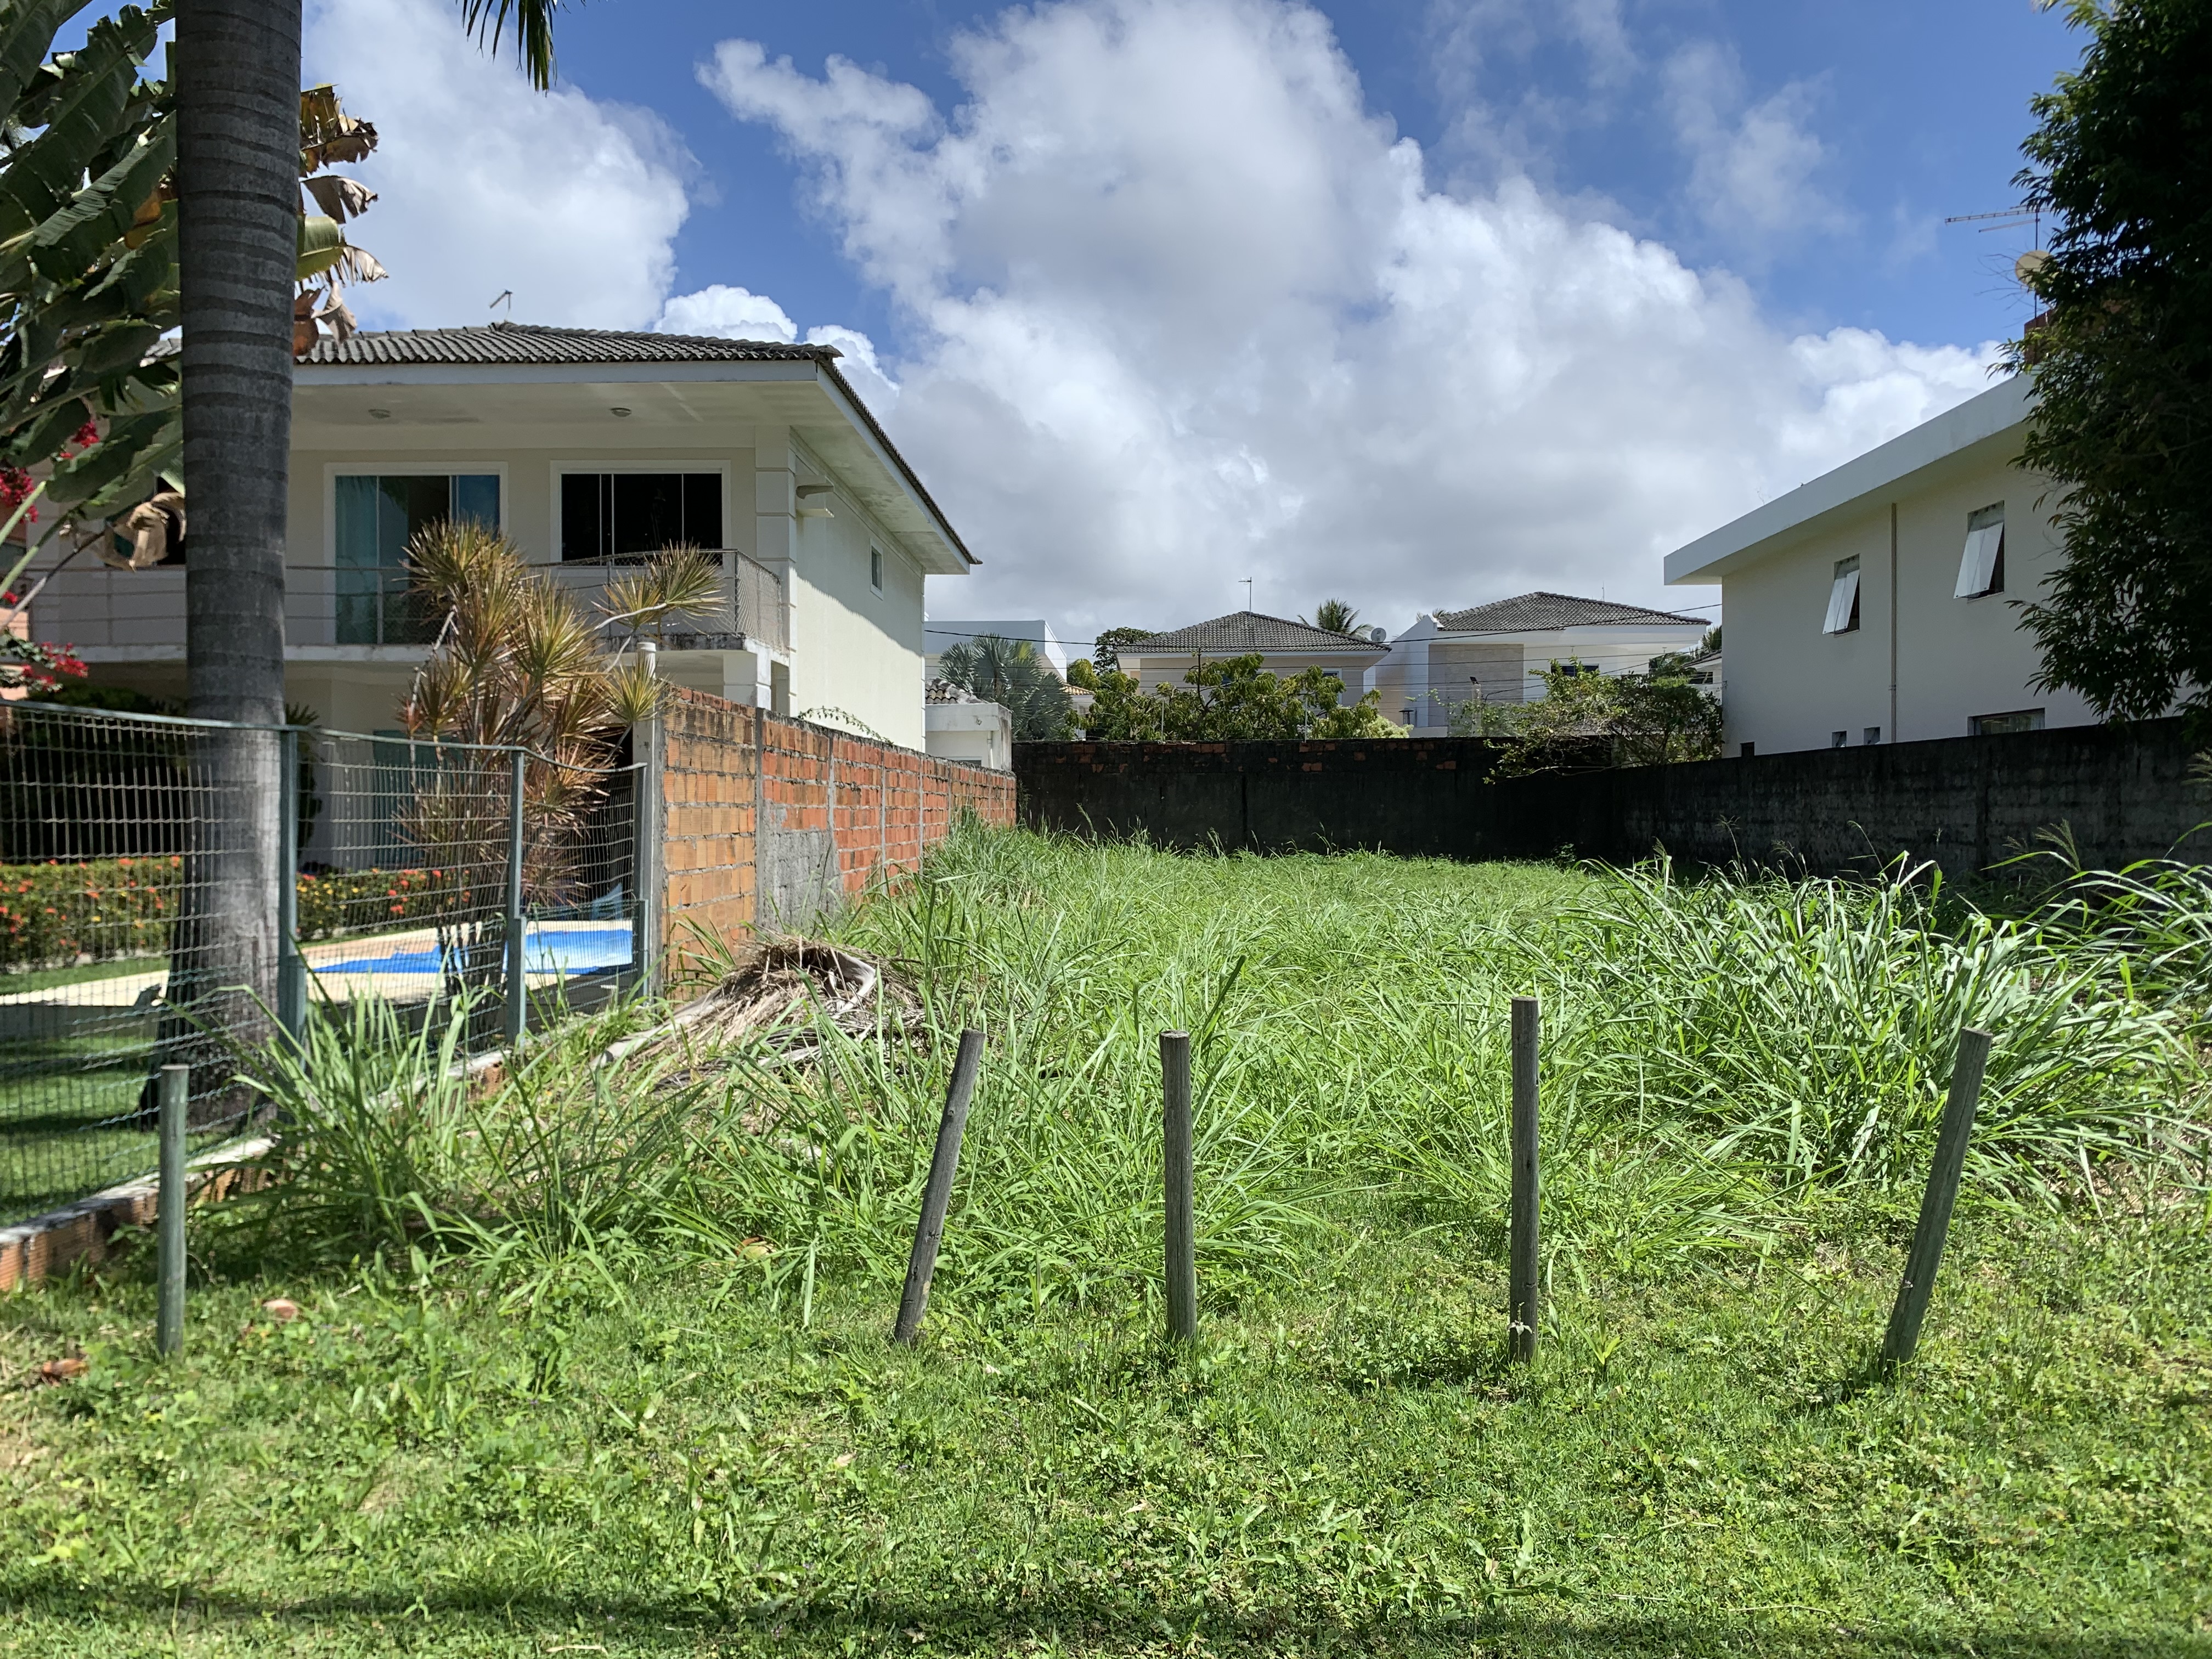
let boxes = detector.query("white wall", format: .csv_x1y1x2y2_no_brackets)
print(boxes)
284,438,932,752
1716,432,2097,756
788,493,926,751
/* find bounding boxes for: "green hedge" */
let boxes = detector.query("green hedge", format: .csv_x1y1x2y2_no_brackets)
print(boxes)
0,858,475,973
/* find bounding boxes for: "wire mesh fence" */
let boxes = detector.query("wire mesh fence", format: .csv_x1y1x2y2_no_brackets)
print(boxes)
0,700,646,1228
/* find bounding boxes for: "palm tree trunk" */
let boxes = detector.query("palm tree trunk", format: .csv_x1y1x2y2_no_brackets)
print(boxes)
168,0,298,1115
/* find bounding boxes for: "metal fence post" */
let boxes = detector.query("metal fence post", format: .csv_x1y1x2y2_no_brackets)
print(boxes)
276,728,305,1047
1161,1030,1198,1342
894,1028,985,1344
1509,996,1541,1363
1882,1028,1993,1368
155,1063,187,1357
630,642,662,996
502,746,527,1047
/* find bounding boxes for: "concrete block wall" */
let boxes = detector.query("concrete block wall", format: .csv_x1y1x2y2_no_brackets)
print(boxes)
659,688,1015,957
1014,718,2205,881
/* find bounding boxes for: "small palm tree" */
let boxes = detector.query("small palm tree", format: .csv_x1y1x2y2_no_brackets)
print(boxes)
1307,599,1360,635
397,520,706,992
938,634,1076,740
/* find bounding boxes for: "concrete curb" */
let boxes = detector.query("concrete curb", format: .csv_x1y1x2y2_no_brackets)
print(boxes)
0,1136,275,1293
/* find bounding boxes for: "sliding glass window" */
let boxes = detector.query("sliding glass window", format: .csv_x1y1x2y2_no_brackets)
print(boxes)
560,473,723,561
334,473,499,645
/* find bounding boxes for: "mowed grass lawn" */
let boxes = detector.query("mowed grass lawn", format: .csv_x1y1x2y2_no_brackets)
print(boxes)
1,834,2207,1657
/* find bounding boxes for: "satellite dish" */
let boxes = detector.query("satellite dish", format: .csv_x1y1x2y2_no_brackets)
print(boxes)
2015,249,2051,285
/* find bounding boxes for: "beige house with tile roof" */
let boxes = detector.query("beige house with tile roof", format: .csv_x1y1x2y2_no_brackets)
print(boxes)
20,322,976,754
1115,611,1389,706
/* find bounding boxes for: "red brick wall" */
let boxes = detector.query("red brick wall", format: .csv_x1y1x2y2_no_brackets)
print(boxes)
659,687,1015,959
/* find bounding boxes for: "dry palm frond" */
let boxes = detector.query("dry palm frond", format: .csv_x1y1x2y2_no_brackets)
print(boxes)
605,939,922,1076
303,173,377,222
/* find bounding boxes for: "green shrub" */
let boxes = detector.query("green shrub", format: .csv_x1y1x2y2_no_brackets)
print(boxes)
0,857,473,971
0,854,182,968
294,865,470,940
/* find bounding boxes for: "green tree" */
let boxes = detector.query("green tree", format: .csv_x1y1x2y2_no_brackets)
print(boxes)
938,633,1076,740
1453,657,1720,776
1064,657,1097,689
2010,0,2212,729
1078,653,1402,742
1090,625,1153,673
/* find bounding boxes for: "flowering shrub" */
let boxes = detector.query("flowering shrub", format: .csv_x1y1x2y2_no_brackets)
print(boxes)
0,854,182,969
0,859,475,971
295,865,471,940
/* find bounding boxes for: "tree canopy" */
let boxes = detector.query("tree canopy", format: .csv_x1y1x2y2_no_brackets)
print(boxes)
1451,656,1722,776
1082,653,1402,742
2011,0,2212,730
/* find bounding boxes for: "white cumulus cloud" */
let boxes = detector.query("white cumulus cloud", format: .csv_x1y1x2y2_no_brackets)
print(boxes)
699,0,1999,639
657,284,800,341
304,0,691,330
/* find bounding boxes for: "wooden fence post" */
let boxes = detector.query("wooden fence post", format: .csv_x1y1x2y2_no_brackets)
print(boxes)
894,1028,986,1344
1161,1031,1198,1342
1882,1027,1993,1368
1509,996,1540,1363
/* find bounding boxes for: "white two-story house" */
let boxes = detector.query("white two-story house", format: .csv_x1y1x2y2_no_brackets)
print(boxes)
24,323,975,752
1662,373,2099,756
1375,593,1709,729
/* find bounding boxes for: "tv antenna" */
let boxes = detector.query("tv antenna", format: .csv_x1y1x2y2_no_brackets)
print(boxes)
489,289,514,318
1241,577,1254,612
1944,204,2055,286
1945,204,2042,242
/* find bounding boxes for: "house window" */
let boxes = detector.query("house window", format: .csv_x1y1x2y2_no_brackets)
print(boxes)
1955,503,2005,599
870,546,884,594
335,473,499,645
1971,708,2044,736
1739,742,1756,758
1822,556,1860,635
560,472,722,560
1863,726,1882,746
1831,730,1848,749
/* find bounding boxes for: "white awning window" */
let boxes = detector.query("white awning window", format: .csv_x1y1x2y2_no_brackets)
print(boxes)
1822,556,1861,635
1955,505,2006,598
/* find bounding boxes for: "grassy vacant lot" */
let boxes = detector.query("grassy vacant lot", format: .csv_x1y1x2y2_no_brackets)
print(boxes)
1,832,2207,1657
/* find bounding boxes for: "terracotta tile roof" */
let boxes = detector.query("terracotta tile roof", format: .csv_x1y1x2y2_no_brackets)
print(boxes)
298,322,833,366
1435,591,1706,631
1124,611,1386,654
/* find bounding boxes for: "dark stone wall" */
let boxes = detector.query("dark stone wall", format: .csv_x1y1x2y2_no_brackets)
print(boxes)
1014,719,2205,878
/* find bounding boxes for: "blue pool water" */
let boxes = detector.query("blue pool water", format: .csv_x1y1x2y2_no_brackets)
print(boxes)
317,924,634,978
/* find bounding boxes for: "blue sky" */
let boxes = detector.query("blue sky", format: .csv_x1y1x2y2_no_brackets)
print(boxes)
543,0,2073,368
303,0,2085,636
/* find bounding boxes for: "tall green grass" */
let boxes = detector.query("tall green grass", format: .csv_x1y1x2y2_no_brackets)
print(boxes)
235,829,2209,1316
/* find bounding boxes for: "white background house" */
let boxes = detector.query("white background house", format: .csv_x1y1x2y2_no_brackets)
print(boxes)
1663,374,2097,756
26,323,976,753
1375,592,1708,729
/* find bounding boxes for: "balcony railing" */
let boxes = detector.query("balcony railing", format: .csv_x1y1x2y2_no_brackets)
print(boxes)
18,548,789,658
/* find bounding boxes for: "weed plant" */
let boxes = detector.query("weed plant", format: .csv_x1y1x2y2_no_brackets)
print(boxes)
236,828,2203,1314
